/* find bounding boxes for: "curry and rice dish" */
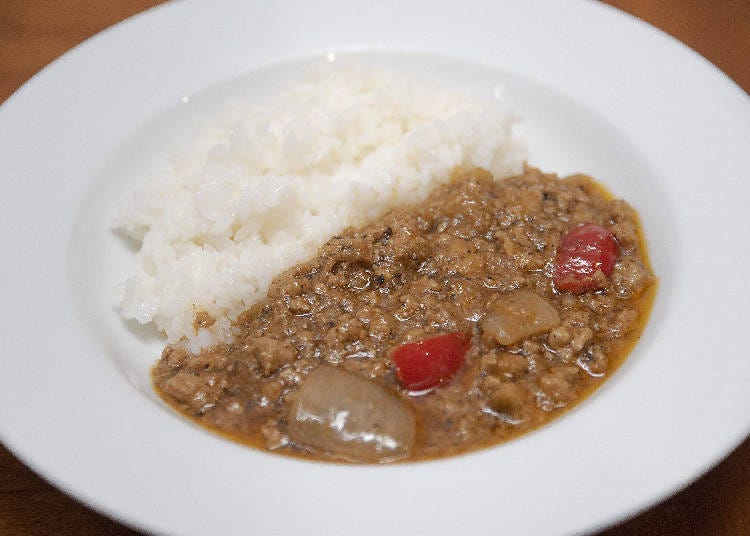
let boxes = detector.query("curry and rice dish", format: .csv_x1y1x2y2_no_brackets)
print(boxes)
116,61,655,463
152,166,655,462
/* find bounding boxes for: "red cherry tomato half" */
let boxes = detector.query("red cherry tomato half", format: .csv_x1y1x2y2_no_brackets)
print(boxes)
392,332,471,392
553,223,619,293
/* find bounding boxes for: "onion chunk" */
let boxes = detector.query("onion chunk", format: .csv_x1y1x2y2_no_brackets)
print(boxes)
481,290,561,346
287,366,416,462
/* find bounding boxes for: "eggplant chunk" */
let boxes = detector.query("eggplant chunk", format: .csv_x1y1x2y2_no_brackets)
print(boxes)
287,366,416,462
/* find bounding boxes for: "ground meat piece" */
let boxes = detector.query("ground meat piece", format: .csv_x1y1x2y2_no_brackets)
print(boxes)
607,309,639,338
347,269,372,292
479,351,529,379
180,346,232,374
394,294,422,322
376,208,429,264
569,327,594,353
485,382,528,423
325,317,368,346
522,340,544,359
547,326,571,348
161,346,187,369
563,309,591,328
356,306,395,341
244,337,297,377
160,372,224,413
612,257,653,298
287,295,314,315
539,366,581,408
319,235,375,265
577,345,609,377
267,275,306,301
453,251,487,277
607,199,639,250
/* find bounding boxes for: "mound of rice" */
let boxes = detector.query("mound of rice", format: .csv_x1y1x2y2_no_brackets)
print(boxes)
116,61,525,353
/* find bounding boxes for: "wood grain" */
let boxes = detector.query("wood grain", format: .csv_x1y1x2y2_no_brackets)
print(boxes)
1,1,748,535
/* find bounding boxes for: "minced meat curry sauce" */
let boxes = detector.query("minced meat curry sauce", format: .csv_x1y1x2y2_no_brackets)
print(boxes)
153,167,656,462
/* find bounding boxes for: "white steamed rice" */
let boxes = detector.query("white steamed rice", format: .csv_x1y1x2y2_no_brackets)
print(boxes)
115,61,525,353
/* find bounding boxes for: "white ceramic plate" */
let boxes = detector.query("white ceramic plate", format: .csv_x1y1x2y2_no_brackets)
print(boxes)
1,1,749,535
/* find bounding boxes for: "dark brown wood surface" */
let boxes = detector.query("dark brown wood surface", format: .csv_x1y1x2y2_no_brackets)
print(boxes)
1,1,748,535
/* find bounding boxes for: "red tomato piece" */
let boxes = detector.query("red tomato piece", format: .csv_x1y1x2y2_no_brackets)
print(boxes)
553,223,619,293
391,332,471,392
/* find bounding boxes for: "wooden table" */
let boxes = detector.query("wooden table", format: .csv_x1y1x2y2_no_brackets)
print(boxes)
1,1,748,534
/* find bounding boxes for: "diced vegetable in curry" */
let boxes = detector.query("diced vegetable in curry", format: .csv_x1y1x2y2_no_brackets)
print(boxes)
153,167,656,462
